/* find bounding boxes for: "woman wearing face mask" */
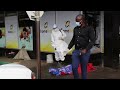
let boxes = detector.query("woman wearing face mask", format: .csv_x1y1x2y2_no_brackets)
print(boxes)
68,14,96,79
51,24,69,67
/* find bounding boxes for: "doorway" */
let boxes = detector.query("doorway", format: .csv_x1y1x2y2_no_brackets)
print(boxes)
104,11,120,69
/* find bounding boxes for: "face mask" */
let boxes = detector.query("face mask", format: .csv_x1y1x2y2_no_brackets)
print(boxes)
76,22,81,26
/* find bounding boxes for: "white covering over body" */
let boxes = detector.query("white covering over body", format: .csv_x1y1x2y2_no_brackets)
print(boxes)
51,24,68,61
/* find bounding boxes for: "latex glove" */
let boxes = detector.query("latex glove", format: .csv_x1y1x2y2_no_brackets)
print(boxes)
63,49,68,56
63,51,67,56
63,48,72,56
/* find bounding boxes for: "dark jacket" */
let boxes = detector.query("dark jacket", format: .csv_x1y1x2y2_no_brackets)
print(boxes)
68,26,96,51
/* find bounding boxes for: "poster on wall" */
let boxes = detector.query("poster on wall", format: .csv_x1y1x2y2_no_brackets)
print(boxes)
18,26,33,51
56,11,79,43
0,27,5,48
5,16,19,49
40,11,55,52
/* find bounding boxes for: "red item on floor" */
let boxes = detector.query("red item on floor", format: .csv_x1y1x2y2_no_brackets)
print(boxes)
78,63,96,73
61,72,66,75
49,63,96,76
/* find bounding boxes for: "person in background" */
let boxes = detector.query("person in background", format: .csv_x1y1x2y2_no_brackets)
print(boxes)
51,24,70,67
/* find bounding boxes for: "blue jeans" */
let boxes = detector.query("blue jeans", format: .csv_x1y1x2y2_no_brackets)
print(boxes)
72,49,90,79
